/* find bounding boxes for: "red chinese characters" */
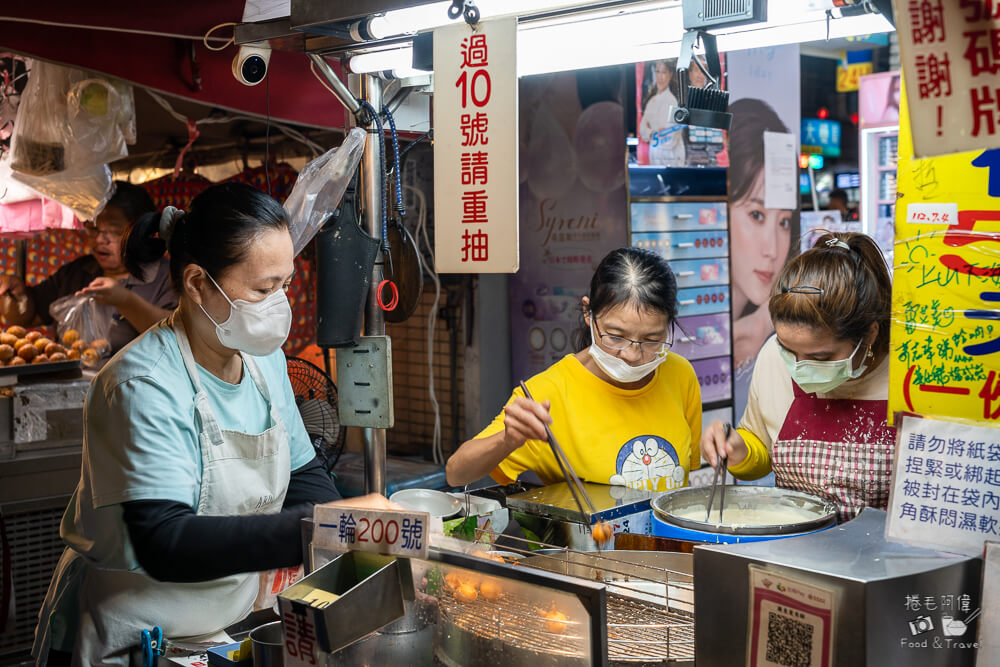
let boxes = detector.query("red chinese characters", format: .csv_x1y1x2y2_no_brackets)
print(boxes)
283,609,318,664
962,28,1000,76
971,86,1000,136
910,0,946,44
915,53,953,98
460,113,489,146
456,32,492,262
460,150,488,185
461,190,488,225
959,5,1000,136
978,370,1000,419
461,229,489,262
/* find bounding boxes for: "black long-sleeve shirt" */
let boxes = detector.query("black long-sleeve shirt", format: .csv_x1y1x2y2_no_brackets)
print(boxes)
121,457,339,582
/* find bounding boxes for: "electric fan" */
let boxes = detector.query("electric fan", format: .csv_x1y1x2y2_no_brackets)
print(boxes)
286,356,346,472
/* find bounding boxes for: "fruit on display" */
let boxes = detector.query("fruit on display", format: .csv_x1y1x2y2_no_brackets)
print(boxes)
0,326,107,370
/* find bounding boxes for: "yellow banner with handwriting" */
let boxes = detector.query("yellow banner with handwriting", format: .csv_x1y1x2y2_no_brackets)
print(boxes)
890,76,1000,424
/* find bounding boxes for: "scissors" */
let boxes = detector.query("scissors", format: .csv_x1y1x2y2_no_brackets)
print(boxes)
141,626,163,667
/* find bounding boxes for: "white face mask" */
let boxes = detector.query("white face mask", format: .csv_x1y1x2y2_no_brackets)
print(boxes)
779,338,869,394
199,273,292,356
587,321,669,384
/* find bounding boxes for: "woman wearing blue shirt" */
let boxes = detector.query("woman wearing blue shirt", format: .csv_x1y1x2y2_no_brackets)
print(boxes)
33,183,390,665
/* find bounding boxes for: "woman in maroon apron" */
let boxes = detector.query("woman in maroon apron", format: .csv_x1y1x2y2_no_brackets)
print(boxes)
702,231,894,522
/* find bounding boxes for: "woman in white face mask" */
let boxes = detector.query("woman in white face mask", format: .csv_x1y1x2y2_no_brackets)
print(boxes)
34,183,393,666
701,231,894,522
447,248,703,496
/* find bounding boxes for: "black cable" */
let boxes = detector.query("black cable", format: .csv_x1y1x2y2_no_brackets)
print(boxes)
382,105,405,217
265,75,272,197
357,100,388,252
398,130,433,166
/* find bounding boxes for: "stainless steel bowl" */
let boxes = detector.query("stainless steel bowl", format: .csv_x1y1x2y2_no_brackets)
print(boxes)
651,486,837,535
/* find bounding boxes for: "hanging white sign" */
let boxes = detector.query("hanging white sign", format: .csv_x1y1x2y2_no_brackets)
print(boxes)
433,17,519,273
895,1,1000,157
886,414,1000,557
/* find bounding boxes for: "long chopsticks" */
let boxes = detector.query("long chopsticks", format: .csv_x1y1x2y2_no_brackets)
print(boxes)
519,380,597,523
705,423,730,523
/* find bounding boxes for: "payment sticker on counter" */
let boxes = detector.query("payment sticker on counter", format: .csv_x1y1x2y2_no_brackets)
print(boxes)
312,506,431,559
747,565,835,667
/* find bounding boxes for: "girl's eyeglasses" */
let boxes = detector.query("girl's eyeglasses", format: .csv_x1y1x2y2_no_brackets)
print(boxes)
594,319,673,356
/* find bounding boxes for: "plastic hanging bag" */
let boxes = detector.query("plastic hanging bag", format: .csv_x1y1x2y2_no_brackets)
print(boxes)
48,293,113,367
8,60,129,219
10,60,130,173
13,163,112,220
64,78,129,167
8,60,71,176
285,127,366,255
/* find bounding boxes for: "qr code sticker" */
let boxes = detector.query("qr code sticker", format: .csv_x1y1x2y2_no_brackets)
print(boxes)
765,611,814,667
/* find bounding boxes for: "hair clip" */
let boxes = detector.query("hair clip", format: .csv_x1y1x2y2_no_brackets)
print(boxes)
825,238,850,251
159,206,184,243
781,285,825,295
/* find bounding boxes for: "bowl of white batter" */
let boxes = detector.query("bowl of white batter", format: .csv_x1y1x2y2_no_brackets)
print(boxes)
650,486,837,537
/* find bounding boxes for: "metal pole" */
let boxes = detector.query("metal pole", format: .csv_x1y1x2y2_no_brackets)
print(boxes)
359,74,387,496
308,54,362,117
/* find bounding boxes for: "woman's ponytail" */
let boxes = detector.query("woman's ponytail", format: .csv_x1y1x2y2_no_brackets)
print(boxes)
122,210,168,282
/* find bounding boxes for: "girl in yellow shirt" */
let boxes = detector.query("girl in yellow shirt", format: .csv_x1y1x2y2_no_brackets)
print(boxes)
446,248,702,492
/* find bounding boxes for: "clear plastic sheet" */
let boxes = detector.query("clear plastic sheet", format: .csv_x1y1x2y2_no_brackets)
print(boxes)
8,60,133,219
892,227,1000,417
49,293,112,366
285,127,366,255
13,163,112,221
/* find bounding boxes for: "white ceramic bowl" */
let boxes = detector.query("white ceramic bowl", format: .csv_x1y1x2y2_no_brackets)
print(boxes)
390,488,463,519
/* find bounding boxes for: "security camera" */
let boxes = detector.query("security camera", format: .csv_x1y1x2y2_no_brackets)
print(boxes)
232,43,271,86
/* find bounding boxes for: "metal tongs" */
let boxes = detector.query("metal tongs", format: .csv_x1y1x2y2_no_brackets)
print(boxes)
705,423,730,523
519,380,597,523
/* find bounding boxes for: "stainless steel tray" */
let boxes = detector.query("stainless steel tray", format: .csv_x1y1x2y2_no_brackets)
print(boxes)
0,359,81,378
506,482,655,524
651,485,837,535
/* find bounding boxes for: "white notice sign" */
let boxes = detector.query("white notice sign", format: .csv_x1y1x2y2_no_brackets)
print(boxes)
905,202,958,226
433,17,519,273
886,414,1000,556
312,505,430,559
896,1,1000,157
763,131,797,211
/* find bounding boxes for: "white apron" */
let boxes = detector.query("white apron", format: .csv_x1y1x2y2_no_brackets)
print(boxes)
33,319,291,666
